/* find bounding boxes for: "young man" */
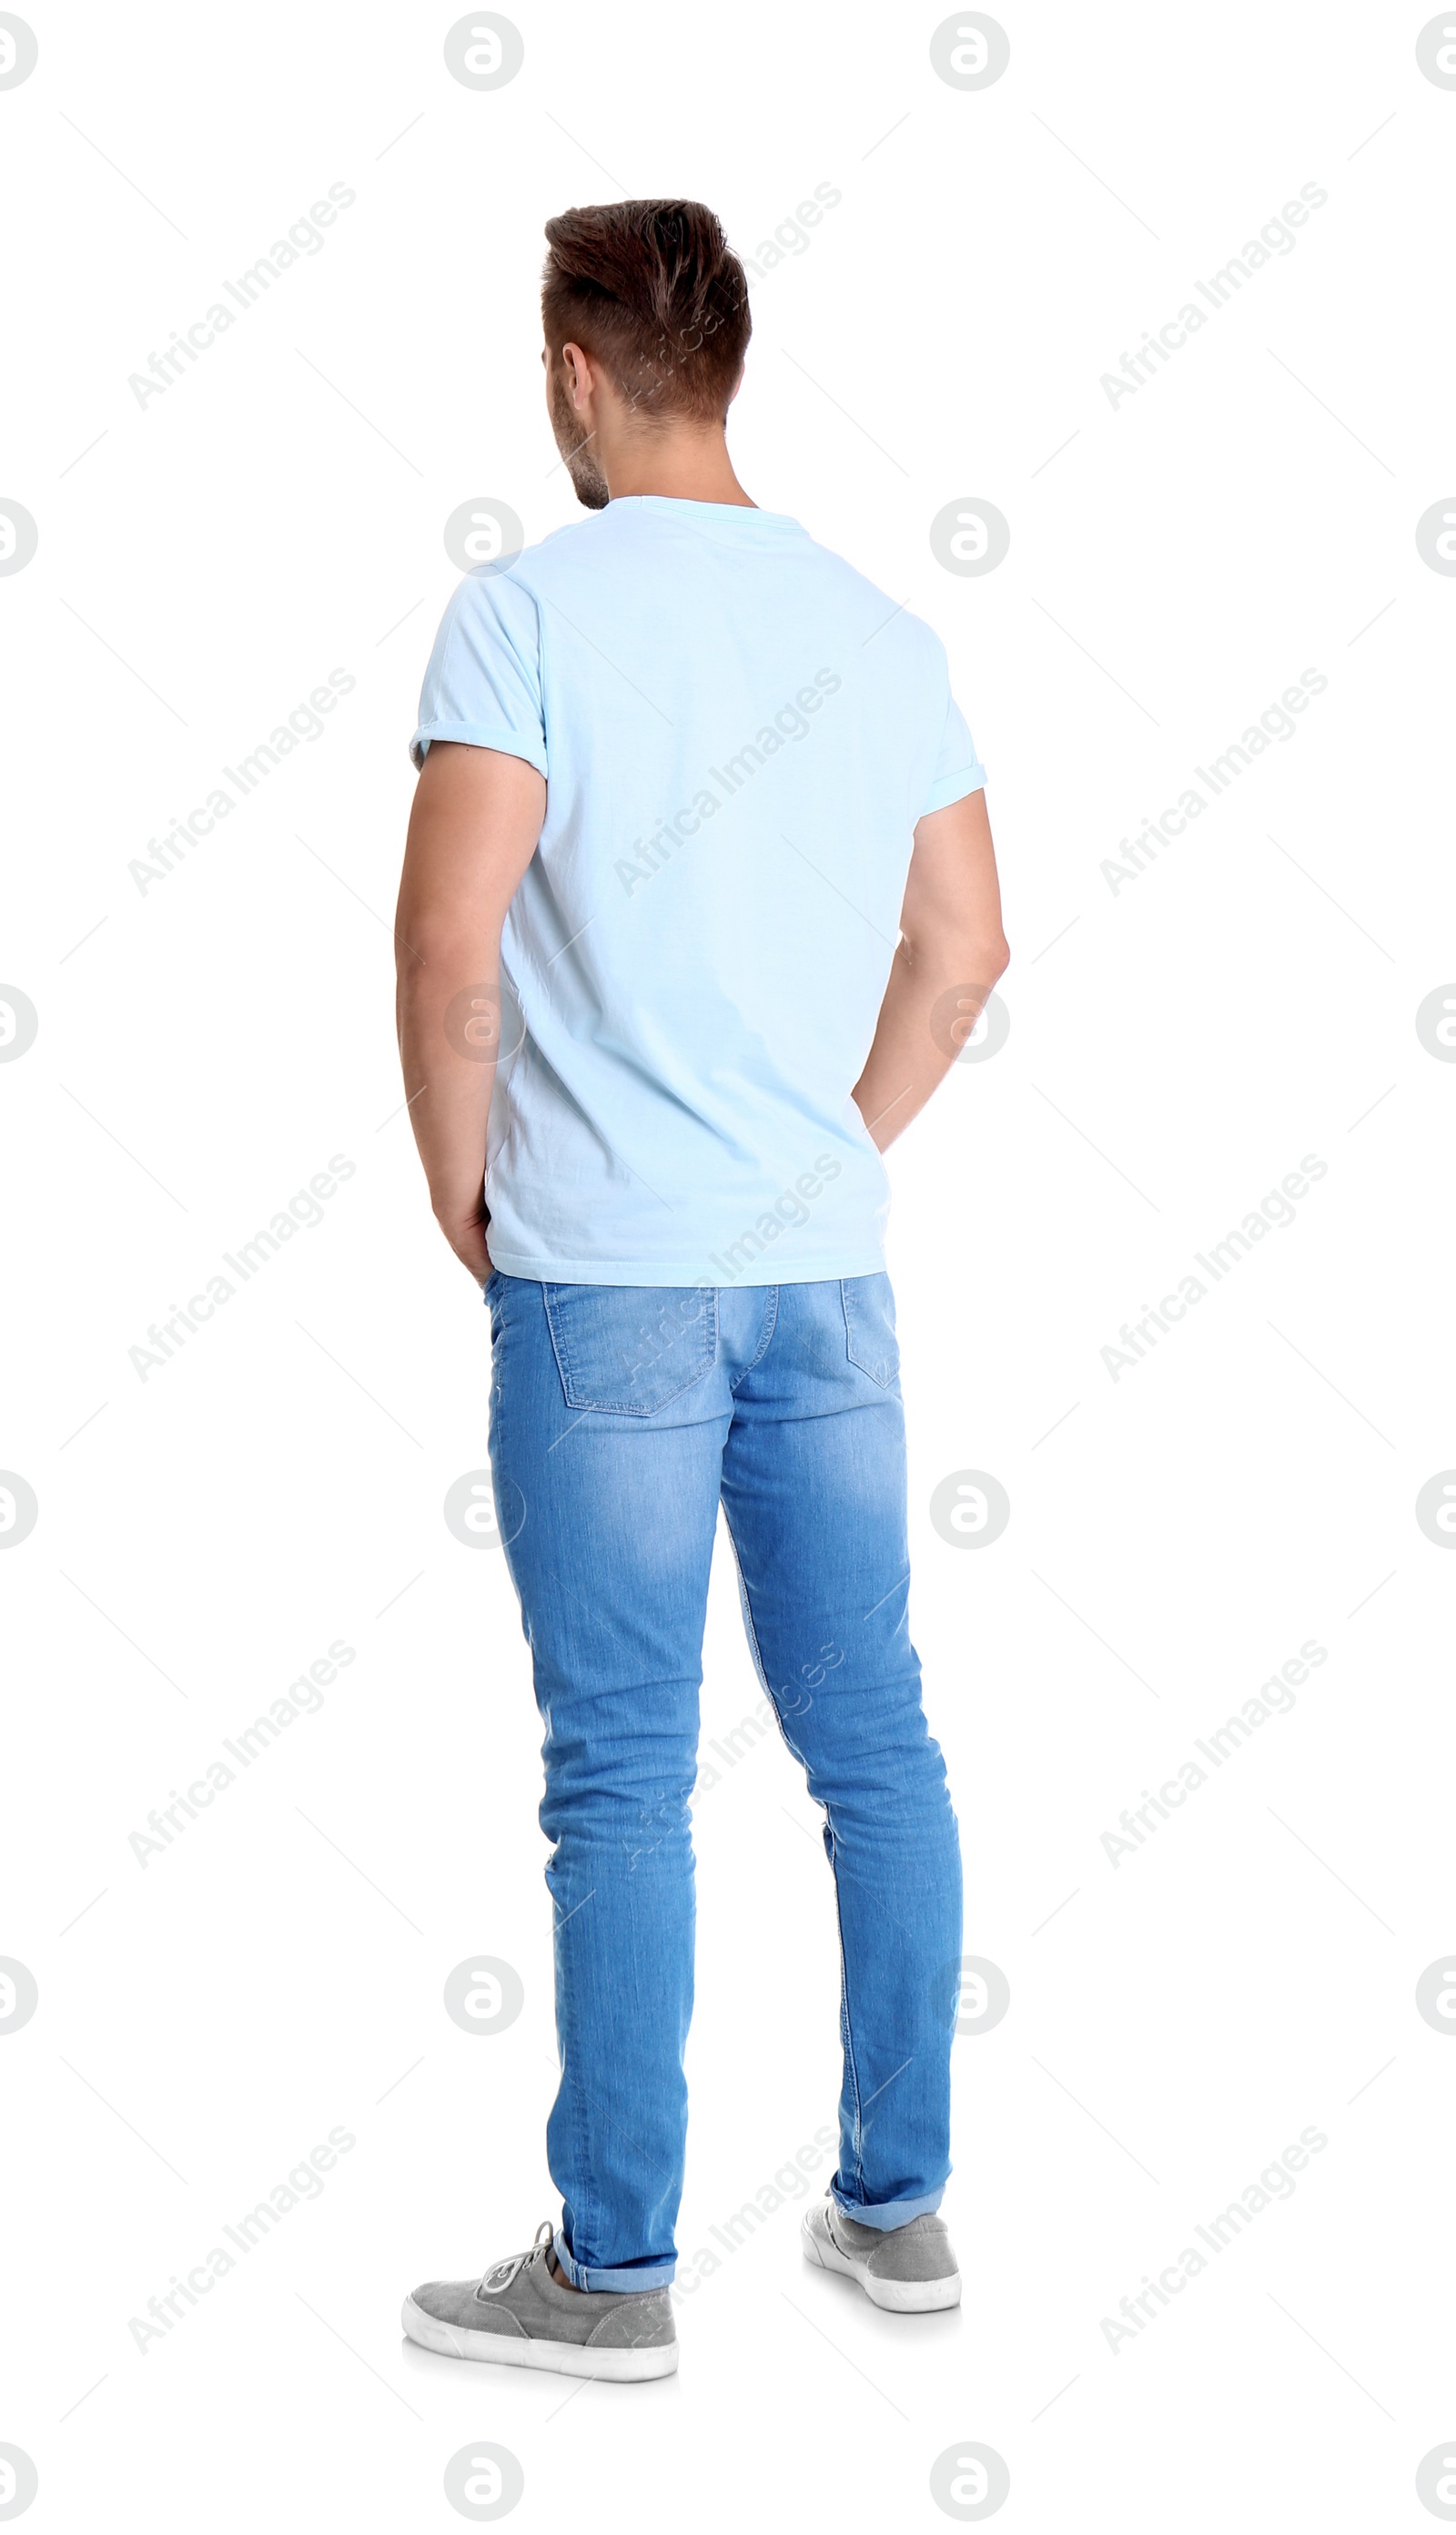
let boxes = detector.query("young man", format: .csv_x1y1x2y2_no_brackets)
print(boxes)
396,201,1007,2381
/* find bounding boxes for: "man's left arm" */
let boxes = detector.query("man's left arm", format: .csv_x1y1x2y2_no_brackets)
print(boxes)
852,787,1009,1151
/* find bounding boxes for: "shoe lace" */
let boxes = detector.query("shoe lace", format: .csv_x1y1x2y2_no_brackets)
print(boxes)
474,2219,554,2300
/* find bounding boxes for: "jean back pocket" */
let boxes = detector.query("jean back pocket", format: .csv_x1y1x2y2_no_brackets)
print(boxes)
841,1273,901,1389
542,1283,718,1415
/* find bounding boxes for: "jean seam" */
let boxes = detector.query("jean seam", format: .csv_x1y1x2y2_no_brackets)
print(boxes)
720,1512,809,1770
731,1284,779,1390
720,1507,864,2188
555,2037,684,2275
552,1962,599,2281
825,1826,866,2200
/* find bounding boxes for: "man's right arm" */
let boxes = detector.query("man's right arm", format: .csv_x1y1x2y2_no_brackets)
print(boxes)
394,741,547,1281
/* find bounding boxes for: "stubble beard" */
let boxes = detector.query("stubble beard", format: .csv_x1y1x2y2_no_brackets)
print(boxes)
549,373,611,511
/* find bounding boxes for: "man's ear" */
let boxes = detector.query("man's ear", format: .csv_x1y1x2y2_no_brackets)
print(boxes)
559,341,596,410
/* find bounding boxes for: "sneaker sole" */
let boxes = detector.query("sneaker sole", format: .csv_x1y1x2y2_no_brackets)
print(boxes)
800,2215,962,2313
400,2295,678,2381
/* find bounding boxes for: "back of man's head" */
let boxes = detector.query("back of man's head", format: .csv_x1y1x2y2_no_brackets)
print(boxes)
541,199,752,424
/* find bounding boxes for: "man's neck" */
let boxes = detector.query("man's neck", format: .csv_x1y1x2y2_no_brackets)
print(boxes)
603,429,754,509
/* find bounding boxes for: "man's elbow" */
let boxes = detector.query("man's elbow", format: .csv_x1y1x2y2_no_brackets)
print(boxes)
958,928,1009,986
393,906,480,985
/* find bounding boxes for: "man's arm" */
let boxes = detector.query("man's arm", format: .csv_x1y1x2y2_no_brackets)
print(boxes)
394,742,547,1279
852,786,1009,1151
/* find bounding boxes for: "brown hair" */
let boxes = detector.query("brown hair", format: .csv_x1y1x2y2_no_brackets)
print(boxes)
541,199,751,424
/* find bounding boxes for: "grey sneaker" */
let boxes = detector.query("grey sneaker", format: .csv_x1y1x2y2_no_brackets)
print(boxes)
401,2221,678,2381
801,2195,961,2312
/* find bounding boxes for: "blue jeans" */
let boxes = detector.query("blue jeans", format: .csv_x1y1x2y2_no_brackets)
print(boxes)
484,1270,962,2290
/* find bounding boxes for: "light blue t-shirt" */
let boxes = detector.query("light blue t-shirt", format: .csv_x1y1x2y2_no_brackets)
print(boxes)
410,496,986,1285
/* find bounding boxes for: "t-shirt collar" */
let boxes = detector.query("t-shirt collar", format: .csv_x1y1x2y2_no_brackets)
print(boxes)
606,494,807,544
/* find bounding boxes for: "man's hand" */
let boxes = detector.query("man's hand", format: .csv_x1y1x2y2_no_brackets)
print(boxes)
437,1188,493,1285
395,743,547,1278
853,786,1008,1151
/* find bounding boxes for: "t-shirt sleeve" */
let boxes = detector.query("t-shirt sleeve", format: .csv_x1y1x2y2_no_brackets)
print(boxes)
409,571,548,776
920,681,986,817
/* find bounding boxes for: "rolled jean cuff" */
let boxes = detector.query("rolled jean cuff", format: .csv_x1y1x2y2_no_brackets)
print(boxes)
552,2228,675,2292
829,2184,945,2232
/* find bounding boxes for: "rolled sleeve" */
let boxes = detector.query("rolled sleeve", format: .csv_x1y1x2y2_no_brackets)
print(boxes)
921,757,986,815
409,718,548,776
920,682,986,817
410,570,547,775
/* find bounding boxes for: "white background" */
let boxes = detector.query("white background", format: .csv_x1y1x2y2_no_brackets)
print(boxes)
4,2,1456,2526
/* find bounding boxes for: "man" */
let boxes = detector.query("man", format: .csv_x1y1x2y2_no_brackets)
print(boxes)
396,200,1008,2382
